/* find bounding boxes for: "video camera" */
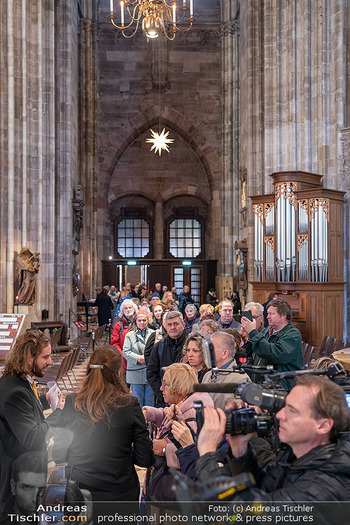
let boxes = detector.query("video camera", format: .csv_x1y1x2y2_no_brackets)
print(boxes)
195,338,350,436
169,341,350,512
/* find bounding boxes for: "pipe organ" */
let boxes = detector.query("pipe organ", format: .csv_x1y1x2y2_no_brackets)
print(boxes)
251,171,345,349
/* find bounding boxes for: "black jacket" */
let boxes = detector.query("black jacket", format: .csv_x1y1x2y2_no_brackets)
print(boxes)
196,433,350,501
178,292,194,314
53,395,153,500
217,318,242,330
0,373,61,503
144,327,167,367
146,332,187,405
177,436,275,481
94,292,113,327
205,293,218,308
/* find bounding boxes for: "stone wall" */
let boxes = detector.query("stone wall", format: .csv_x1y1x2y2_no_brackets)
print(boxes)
238,0,349,338
221,0,241,282
0,0,79,325
0,0,348,339
82,2,224,296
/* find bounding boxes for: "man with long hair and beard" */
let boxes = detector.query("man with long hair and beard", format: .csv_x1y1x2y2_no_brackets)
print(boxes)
0,329,64,503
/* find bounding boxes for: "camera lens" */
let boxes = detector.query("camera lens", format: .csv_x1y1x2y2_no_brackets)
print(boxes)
223,408,274,436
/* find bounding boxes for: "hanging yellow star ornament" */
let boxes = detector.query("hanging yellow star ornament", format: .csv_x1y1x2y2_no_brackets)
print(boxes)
146,128,174,156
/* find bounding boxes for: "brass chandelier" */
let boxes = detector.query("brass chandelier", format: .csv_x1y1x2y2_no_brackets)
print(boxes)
108,0,195,40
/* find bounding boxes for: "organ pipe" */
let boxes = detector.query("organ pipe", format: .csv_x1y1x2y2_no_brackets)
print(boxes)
253,184,330,284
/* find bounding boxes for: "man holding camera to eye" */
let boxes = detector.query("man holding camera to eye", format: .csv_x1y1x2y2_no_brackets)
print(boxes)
195,375,350,501
0,452,47,522
241,297,303,390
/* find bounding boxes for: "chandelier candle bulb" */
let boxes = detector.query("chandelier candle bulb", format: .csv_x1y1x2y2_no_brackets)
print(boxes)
107,0,195,39
121,1,124,25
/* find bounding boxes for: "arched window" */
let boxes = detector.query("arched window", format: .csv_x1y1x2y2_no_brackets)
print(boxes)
169,218,202,258
117,218,150,258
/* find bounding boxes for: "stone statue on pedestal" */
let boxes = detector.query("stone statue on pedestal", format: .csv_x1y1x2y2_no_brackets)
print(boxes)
16,247,41,305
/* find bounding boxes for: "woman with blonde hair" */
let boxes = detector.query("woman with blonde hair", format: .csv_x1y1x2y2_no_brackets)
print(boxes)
182,332,208,382
143,363,213,473
199,303,215,318
53,346,153,501
123,310,154,407
197,319,220,337
148,301,164,330
161,291,178,310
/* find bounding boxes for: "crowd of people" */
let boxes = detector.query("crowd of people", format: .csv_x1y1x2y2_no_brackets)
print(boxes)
0,286,349,522
92,282,199,328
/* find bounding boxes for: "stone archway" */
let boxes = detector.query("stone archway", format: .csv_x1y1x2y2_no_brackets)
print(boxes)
99,105,221,196
95,105,222,281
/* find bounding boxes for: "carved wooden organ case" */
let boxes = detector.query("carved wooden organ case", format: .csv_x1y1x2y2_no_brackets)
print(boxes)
250,171,345,349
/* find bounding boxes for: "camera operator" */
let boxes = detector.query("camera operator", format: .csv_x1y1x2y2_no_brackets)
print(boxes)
241,298,303,390
171,401,275,482
195,375,350,501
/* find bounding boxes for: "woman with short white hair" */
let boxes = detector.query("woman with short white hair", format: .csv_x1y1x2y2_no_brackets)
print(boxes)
184,303,198,331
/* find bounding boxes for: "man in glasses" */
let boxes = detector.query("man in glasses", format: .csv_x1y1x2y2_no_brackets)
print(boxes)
201,331,250,409
241,302,265,336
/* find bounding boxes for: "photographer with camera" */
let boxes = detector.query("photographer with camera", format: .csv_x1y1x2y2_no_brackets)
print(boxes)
195,375,350,501
171,397,275,482
241,297,303,390
143,363,214,501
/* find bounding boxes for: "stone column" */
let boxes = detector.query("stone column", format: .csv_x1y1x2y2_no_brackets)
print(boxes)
219,1,240,283
79,15,99,298
52,0,79,325
5,0,15,312
154,200,164,259
238,0,266,298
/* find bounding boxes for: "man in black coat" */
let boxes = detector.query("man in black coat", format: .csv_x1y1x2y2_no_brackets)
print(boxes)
178,285,194,315
146,311,187,407
205,288,218,308
0,329,64,503
195,375,350,501
94,286,114,327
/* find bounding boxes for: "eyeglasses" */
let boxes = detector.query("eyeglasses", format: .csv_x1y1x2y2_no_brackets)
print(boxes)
161,379,170,387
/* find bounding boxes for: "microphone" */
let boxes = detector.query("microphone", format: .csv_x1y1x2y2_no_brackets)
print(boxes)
193,383,242,393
